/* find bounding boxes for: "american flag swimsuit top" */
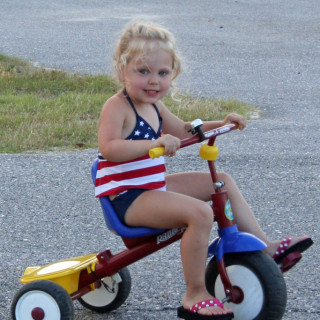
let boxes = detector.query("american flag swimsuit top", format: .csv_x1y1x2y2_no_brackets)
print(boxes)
95,90,166,198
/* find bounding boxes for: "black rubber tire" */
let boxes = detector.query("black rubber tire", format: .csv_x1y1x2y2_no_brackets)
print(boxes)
11,280,74,320
78,267,131,313
205,251,287,320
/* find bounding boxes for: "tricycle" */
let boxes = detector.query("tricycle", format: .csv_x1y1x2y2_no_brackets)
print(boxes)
12,120,296,320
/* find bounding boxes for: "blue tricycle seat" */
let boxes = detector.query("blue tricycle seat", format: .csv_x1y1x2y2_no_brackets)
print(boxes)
91,159,165,238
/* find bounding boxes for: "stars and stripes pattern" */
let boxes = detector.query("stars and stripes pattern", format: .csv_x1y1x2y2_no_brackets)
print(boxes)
130,119,157,141
95,154,166,197
95,117,166,197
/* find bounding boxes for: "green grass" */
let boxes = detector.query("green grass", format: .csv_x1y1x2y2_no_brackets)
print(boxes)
0,54,259,153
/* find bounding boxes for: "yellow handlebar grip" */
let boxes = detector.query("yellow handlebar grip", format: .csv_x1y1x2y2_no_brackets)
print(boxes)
149,147,165,159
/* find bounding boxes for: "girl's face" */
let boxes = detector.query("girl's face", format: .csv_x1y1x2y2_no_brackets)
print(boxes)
120,49,173,106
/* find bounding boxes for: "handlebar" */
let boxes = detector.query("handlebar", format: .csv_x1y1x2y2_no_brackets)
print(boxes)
149,147,167,159
149,122,238,159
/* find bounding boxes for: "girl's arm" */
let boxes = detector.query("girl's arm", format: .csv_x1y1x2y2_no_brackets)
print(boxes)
98,96,180,162
98,97,154,162
159,101,247,140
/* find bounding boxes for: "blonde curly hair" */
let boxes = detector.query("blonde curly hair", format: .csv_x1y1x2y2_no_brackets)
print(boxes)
114,21,181,83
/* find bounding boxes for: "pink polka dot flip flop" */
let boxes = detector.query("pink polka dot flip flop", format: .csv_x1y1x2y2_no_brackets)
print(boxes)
177,298,234,319
273,237,313,272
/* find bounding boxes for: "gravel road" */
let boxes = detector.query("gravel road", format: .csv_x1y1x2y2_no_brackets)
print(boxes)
0,1,319,319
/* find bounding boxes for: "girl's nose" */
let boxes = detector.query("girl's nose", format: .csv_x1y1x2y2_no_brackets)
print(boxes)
148,74,159,84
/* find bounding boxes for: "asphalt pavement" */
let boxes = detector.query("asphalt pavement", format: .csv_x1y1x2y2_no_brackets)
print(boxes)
0,1,319,319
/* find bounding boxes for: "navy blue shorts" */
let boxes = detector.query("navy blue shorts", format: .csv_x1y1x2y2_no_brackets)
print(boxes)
110,189,148,224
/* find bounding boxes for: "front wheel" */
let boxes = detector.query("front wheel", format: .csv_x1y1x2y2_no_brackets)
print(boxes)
78,267,131,313
205,251,287,320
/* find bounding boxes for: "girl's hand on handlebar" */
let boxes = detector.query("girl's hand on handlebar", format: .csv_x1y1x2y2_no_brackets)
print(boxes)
152,134,180,157
222,113,247,130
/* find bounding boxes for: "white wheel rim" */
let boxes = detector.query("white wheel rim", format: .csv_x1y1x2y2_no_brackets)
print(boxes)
15,290,61,320
81,277,119,307
214,265,264,320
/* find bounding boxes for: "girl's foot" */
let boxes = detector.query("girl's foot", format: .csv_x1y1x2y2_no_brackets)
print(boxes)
182,294,233,316
266,236,313,272
267,236,313,258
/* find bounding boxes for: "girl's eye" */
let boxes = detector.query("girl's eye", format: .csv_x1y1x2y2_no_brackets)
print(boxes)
139,69,149,75
159,71,168,77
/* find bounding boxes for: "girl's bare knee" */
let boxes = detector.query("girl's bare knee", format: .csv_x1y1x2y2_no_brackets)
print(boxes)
192,203,213,230
218,172,230,182
218,172,235,189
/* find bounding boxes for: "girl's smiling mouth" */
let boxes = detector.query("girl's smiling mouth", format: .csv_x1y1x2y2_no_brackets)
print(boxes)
145,90,159,96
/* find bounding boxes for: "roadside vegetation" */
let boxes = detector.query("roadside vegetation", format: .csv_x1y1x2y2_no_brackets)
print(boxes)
0,54,258,153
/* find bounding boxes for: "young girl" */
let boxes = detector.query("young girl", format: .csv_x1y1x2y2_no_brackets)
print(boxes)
95,21,312,319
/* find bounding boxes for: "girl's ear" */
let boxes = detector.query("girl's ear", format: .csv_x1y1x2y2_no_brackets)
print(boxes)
116,66,125,83
118,70,125,83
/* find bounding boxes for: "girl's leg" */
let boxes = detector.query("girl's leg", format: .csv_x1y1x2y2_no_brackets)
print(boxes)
125,190,232,316
166,171,308,256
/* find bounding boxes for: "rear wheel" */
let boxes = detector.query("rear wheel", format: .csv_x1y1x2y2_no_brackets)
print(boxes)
11,280,74,320
205,251,287,320
78,267,131,313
